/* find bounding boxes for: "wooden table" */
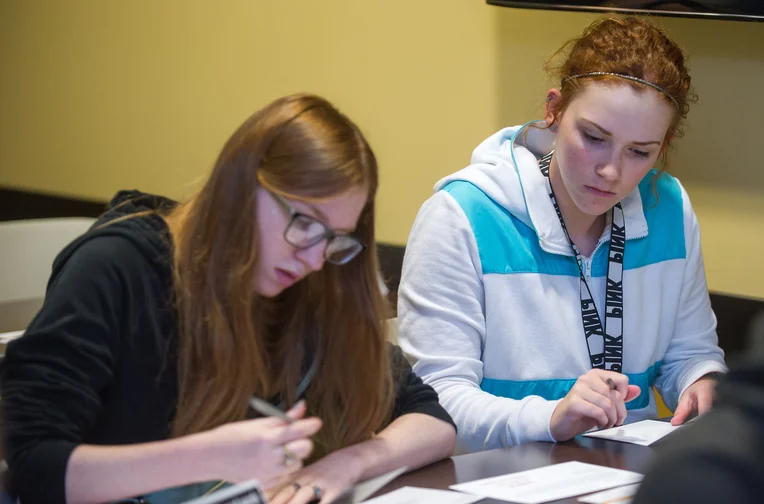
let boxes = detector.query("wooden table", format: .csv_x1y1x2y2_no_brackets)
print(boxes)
376,436,654,503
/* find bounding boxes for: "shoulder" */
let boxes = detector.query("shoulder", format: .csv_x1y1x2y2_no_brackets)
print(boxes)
439,180,516,223
407,189,480,252
52,236,142,288
50,225,171,292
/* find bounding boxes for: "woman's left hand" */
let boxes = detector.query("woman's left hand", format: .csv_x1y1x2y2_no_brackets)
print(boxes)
671,375,718,425
268,449,365,504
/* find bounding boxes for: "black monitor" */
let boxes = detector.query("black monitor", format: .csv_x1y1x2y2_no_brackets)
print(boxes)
486,1,764,23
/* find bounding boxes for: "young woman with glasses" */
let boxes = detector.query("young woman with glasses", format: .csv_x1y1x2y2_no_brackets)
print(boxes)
0,94,456,504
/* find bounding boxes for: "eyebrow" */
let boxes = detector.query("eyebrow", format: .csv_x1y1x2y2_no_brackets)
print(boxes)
580,119,662,146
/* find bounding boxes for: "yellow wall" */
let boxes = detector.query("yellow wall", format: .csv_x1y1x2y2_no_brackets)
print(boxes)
1,1,763,298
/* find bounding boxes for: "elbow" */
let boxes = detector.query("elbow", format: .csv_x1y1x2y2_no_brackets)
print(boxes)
436,420,457,460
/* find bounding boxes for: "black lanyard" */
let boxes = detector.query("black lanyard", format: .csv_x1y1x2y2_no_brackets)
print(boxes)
538,152,625,372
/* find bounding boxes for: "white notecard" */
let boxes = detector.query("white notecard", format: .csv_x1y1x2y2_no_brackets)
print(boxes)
450,461,642,504
349,466,409,503
362,486,483,504
582,420,680,446
578,483,640,503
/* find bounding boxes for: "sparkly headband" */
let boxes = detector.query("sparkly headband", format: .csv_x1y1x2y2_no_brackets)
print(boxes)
561,72,679,109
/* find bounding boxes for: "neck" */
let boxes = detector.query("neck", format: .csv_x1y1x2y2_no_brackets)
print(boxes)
548,156,606,256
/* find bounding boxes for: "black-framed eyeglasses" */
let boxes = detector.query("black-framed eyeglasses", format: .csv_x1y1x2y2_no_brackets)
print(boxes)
268,189,366,265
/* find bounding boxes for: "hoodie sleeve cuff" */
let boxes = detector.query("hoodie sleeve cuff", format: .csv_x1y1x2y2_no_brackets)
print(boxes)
512,397,561,444
678,361,729,399
9,440,77,504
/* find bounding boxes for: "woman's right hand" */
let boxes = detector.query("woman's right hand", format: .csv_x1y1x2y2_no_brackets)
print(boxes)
550,370,641,442
198,401,322,489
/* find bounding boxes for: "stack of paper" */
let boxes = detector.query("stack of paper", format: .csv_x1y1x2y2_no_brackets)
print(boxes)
449,461,642,504
342,466,409,503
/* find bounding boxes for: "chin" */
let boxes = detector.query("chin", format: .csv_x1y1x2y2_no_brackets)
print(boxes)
574,200,609,217
254,282,283,299
575,195,618,216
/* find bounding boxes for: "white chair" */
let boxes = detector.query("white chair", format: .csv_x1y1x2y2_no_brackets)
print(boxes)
0,217,96,303
385,317,399,345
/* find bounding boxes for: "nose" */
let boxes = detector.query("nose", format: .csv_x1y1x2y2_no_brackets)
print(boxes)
596,152,622,183
295,240,327,273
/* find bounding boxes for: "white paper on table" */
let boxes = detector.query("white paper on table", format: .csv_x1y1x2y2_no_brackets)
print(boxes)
577,483,640,503
362,486,483,504
0,330,24,344
449,461,642,504
582,420,680,446
335,466,409,503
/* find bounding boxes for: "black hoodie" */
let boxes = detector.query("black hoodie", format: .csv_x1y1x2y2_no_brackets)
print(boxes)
1,191,453,504
1,191,178,503
634,331,764,504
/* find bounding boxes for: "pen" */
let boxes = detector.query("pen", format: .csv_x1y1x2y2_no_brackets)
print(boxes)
602,378,623,430
248,396,295,423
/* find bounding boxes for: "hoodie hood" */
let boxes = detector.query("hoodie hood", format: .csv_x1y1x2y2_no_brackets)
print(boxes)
51,190,176,281
434,122,649,256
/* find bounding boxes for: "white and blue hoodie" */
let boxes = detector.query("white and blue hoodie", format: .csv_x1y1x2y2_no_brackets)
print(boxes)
398,123,727,453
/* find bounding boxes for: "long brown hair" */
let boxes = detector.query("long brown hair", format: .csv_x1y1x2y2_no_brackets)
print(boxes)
169,94,393,454
544,15,698,166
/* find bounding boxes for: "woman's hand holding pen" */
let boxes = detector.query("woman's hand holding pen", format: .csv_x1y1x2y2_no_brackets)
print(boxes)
550,370,641,442
195,400,322,489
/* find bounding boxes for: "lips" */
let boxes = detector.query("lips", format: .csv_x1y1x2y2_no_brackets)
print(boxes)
585,185,616,197
275,268,299,287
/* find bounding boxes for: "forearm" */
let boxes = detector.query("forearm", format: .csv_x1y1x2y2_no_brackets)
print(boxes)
340,413,455,481
436,380,560,450
65,433,213,504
